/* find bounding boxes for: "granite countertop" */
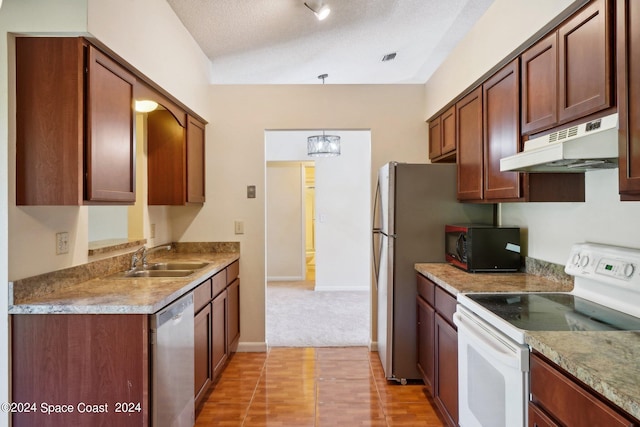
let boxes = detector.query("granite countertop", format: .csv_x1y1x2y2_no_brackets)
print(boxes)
416,262,640,421
414,263,573,296
9,251,239,315
526,331,640,420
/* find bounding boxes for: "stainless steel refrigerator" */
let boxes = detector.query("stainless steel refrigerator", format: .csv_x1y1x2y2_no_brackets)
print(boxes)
372,162,492,383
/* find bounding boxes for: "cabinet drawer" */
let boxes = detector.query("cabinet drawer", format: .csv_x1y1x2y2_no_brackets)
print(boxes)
530,353,635,427
194,279,212,313
416,274,436,306
435,286,457,325
212,271,226,298
226,260,239,284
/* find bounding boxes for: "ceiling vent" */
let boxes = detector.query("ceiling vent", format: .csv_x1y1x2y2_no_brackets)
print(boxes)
381,52,397,62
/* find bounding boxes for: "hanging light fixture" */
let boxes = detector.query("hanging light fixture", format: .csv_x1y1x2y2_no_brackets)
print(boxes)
304,1,331,21
307,74,341,157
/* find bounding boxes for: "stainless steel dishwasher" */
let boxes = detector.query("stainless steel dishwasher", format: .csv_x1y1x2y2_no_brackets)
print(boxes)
151,292,195,427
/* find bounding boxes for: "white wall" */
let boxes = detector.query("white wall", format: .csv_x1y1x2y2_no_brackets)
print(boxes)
265,130,371,291
266,163,305,280
424,0,640,265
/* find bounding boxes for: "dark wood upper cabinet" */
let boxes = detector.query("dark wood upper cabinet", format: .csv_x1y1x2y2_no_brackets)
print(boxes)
456,87,484,201
429,116,443,159
558,0,613,123
147,111,206,205
429,106,456,162
617,0,640,200
85,46,136,203
520,0,613,136
521,32,558,134
16,37,136,205
187,116,206,204
483,60,522,201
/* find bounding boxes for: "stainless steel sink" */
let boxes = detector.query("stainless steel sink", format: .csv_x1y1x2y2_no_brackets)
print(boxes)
124,269,195,278
146,262,209,271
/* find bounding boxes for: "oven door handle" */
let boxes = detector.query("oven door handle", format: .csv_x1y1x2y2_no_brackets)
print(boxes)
454,311,528,370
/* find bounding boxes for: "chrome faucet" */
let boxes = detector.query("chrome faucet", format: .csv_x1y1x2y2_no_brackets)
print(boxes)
130,244,172,270
141,244,172,268
131,246,146,270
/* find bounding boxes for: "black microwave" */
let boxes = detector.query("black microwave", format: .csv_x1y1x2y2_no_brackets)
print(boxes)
445,224,521,272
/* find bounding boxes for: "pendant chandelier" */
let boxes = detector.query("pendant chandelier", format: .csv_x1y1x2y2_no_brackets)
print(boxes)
307,74,341,157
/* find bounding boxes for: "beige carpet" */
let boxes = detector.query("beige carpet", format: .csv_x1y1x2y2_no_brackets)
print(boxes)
267,281,370,347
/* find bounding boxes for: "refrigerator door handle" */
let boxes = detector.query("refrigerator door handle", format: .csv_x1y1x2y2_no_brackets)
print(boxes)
372,181,381,290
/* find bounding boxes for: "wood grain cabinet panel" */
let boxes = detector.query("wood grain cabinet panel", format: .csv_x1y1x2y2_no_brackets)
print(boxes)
194,303,212,408
11,314,149,426
530,353,636,427
16,37,136,205
211,290,228,380
558,0,613,123
227,278,240,353
148,111,206,205
483,59,522,201
416,295,435,391
416,274,458,427
521,32,558,134
429,116,443,160
617,0,640,199
456,87,484,201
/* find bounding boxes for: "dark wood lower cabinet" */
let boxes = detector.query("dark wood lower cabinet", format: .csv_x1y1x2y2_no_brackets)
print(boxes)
194,303,212,408
529,353,637,427
434,313,458,427
211,289,228,380
11,314,149,427
416,274,458,427
227,278,240,353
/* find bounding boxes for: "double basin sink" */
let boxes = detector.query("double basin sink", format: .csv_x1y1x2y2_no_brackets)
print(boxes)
112,262,210,279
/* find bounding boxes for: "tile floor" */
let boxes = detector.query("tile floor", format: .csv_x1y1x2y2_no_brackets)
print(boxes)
195,346,446,426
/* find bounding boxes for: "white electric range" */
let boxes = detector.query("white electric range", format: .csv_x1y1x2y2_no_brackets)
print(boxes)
454,242,640,427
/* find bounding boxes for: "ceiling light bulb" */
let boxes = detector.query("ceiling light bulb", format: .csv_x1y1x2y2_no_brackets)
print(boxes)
135,100,158,113
315,4,330,20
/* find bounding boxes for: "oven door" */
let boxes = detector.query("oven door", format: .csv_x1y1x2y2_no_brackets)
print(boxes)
454,305,529,427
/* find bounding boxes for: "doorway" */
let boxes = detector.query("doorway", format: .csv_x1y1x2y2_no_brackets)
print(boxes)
265,130,372,347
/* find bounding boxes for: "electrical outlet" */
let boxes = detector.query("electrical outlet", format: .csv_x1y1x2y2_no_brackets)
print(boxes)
150,223,156,239
234,220,244,235
56,232,69,255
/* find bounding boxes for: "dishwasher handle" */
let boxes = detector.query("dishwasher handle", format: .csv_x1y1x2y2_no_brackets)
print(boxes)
154,293,194,329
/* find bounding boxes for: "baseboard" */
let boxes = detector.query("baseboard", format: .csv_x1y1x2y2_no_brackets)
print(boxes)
236,341,268,352
313,284,369,292
267,276,305,281
369,341,378,352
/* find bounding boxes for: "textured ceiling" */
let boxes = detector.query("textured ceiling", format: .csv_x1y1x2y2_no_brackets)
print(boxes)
166,0,495,84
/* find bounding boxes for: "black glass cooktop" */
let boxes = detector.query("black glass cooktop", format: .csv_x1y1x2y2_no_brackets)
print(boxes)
467,293,640,332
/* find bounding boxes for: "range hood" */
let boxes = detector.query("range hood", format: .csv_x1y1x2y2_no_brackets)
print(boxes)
500,113,619,173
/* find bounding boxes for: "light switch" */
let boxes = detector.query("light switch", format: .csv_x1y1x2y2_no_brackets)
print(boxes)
234,220,244,235
56,232,69,255
247,185,256,198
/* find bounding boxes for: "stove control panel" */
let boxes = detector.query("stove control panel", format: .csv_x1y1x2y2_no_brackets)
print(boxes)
566,243,639,282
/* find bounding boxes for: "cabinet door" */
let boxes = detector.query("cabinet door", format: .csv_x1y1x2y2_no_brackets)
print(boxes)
521,32,558,134
147,109,187,205
483,60,522,201
416,296,435,391
429,116,442,159
187,116,206,203
227,278,240,353
194,304,212,408
441,106,456,156
456,87,484,201
529,403,560,427
211,290,228,380
434,313,458,427
558,0,613,123
85,45,136,203
617,0,640,199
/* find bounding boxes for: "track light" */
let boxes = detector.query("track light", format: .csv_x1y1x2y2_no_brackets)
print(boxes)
304,2,331,21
